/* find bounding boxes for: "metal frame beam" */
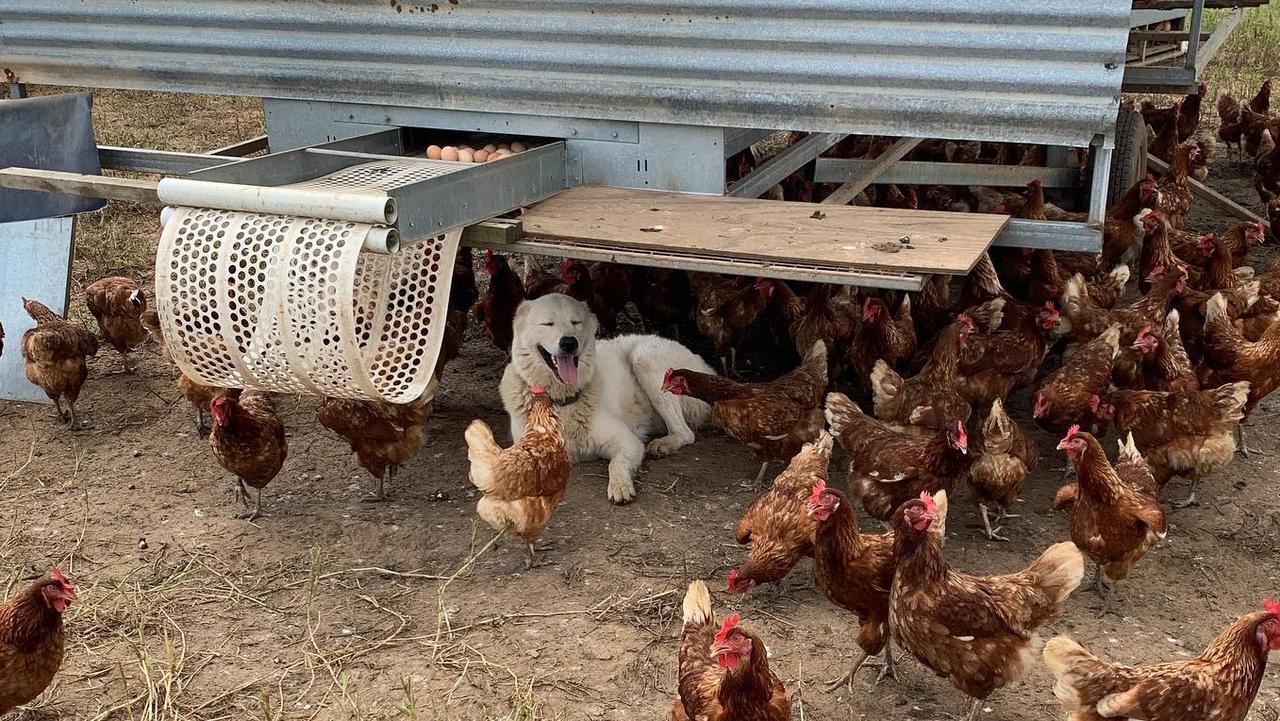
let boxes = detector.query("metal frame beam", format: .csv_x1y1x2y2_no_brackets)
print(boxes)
821,137,922,206
814,159,1080,188
725,132,845,199
1147,153,1266,225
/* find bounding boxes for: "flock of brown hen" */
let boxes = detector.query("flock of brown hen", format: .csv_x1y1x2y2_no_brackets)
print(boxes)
6,80,1280,720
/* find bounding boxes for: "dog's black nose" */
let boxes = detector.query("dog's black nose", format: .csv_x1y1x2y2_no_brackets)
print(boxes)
558,336,579,354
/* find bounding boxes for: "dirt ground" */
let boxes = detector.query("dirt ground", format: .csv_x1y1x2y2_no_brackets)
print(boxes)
2,93,1280,721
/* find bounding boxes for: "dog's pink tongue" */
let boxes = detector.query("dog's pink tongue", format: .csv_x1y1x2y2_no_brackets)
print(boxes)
554,354,579,386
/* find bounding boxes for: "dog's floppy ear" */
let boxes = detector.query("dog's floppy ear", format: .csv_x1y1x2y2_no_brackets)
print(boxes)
513,299,533,334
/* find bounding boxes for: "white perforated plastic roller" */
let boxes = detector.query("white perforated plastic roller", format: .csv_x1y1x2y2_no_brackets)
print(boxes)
155,207,459,403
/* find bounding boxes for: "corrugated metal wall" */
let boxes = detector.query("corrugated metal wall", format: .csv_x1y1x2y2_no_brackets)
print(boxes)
0,1,1131,147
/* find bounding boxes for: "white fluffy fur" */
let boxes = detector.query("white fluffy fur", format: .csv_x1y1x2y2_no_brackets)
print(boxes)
500,294,713,503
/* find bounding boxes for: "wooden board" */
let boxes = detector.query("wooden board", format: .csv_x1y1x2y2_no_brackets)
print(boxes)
522,185,1008,276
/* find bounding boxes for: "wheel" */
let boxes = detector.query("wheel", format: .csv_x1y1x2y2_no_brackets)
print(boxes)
1107,108,1148,206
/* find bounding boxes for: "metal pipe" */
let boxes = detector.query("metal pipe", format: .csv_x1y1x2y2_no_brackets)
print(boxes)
156,178,397,226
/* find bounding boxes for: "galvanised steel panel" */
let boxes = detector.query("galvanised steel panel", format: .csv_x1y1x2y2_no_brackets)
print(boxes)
0,1,1131,147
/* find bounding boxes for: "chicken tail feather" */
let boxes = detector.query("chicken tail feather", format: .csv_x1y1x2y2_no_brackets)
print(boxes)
1213,381,1251,422
1027,541,1085,603
1043,635,1106,711
824,392,868,438
682,579,714,629
464,419,503,492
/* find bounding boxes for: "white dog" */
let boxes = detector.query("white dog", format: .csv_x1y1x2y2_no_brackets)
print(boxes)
500,294,713,503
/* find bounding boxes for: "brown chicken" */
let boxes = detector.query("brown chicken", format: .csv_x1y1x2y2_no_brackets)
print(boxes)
466,384,571,565
968,398,1038,541
84,276,147,372
1100,174,1162,270
826,391,968,520
474,249,525,354
663,340,826,484
1138,209,1201,293
1043,601,1280,721
1242,109,1273,160
632,267,693,338
1148,101,1183,165
690,273,772,376
728,434,829,593
0,568,77,715
209,390,288,521
764,280,857,377
20,297,99,429
672,580,789,721
890,493,1084,721
318,380,436,501
181,375,241,438
1053,429,1165,611
1268,194,1280,240
1110,380,1248,507
1255,129,1280,204
1133,311,1198,393
522,256,563,299
1059,266,1184,384
871,305,997,433
1199,291,1280,454
850,295,916,394
808,478,950,690
1143,84,1203,142
957,300,1060,407
1155,141,1199,230
910,273,952,341
1034,324,1121,436
1218,91,1245,159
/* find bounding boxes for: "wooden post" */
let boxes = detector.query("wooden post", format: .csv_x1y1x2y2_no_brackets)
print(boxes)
821,137,923,206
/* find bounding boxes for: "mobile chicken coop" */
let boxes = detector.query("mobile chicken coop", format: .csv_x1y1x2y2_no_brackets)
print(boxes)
0,0,1263,402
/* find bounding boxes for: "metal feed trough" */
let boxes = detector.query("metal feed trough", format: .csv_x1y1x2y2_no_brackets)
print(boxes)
0,0,1264,401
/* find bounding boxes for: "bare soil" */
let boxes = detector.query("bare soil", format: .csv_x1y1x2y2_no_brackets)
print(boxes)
1,91,1279,721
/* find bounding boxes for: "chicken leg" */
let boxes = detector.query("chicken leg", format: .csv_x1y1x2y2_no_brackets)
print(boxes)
965,698,983,721
753,461,773,487
1237,423,1263,456
979,504,1010,542
1171,477,1200,509
363,464,394,503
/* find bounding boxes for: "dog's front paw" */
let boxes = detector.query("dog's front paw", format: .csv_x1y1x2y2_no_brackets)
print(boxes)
608,476,636,505
645,433,690,458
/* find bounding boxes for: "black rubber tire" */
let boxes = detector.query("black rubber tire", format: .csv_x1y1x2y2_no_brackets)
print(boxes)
1108,108,1148,206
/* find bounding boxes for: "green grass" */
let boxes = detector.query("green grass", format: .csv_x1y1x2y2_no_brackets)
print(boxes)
1200,4,1280,102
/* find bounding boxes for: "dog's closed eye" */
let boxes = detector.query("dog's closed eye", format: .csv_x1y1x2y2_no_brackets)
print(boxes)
571,321,582,327
540,322,554,327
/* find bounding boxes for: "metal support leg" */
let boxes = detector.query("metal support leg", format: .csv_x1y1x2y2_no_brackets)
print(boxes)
1088,140,1113,225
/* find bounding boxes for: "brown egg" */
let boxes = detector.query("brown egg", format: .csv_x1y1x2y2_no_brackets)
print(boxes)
457,149,475,163
473,149,490,162
482,144,498,154
510,141,528,153
426,145,443,159
498,143,511,151
458,144,474,152
440,146,459,162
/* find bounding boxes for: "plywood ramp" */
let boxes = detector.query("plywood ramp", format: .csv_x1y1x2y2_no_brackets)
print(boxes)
521,186,1009,277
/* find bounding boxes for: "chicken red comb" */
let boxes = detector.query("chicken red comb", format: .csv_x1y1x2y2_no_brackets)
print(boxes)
919,491,938,516
808,480,828,507
484,248,495,260
991,204,1006,214
1044,300,1057,311
1029,178,1043,189
531,384,546,394
663,367,675,383
958,313,974,329
49,567,67,583
1265,599,1280,619
714,612,742,645
1062,424,1082,444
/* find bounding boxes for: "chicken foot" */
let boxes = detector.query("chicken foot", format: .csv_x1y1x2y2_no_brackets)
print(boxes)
233,479,264,522
825,637,898,693
1236,423,1264,457
753,461,773,488
1091,564,1117,616
194,408,209,438
979,504,1010,542
1171,477,1200,509
964,697,984,721
362,465,395,503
